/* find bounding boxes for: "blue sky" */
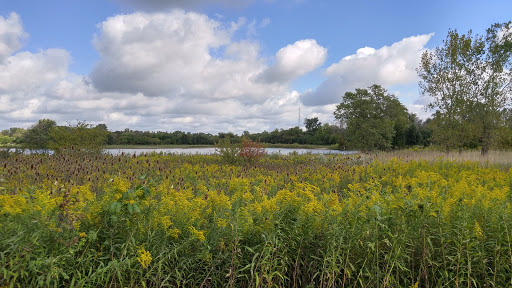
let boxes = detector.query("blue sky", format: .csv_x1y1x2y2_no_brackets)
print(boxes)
1,0,511,133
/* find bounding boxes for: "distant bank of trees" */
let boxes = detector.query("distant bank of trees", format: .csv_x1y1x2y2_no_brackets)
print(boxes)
109,116,424,148
2,112,432,152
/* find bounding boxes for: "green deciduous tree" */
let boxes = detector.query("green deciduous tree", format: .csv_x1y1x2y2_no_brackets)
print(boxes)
334,84,409,151
405,113,432,147
20,119,57,151
418,22,512,154
304,117,321,132
49,121,108,154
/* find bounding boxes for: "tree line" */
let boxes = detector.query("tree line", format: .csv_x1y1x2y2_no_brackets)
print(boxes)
1,112,430,152
1,21,511,153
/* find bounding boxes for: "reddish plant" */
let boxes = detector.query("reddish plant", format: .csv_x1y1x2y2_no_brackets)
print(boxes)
239,139,265,163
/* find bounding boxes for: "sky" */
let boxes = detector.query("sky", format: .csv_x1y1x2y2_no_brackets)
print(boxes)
1,0,511,134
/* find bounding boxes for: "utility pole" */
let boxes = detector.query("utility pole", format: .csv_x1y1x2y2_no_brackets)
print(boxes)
298,108,301,128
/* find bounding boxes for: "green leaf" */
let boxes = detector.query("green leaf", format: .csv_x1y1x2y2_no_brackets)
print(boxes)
133,203,141,213
110,202,122,214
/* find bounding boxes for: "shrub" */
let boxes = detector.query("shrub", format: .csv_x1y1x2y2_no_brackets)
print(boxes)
215,138,242,164
239,138,265,163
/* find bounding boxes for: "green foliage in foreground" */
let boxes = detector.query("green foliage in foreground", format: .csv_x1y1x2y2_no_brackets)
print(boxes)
1,153,512,287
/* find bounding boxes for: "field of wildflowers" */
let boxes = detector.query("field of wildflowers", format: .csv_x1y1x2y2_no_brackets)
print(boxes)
1,152,512,287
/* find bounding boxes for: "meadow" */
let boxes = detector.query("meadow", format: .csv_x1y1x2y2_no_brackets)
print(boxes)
1,151,512,287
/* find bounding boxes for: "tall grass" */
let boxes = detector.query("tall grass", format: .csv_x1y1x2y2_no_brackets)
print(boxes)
1,152,512,286
365,149,512,167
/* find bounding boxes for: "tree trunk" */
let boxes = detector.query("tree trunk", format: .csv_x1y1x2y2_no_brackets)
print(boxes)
481,124,491,156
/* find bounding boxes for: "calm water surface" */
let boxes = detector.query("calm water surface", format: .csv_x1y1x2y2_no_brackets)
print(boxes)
3,147,356,155
106,147,356,156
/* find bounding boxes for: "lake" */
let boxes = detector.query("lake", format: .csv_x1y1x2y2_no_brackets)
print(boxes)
2,147,356,156
105,147,356,156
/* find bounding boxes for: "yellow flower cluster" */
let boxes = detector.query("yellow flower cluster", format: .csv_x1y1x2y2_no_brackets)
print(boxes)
136,245,152,269
0,194,27,215
474,220,484,239
189,225,206,242
2,153,512,259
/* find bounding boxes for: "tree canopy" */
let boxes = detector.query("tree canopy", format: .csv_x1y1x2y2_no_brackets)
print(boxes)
20,119,57,150
334,84,410,151
304,117,321,132
418,22,512,154
49,121,109,154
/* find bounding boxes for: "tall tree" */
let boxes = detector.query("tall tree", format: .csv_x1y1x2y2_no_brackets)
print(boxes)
474,22,512,154
418,22,512,154
334,85,409,151
20,119,56,150
304,117,322,132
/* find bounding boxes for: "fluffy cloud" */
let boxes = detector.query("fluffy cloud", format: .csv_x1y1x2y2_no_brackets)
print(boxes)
301,34,433,106
0,49,70,93
0,13,71,126
1,11,330,133
258,39,327,83
90,11,327,105
0,13,27,61
91,11,232,96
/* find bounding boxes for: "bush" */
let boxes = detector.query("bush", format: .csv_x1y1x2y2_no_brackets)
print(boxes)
239,139,265,163
215,138,242,164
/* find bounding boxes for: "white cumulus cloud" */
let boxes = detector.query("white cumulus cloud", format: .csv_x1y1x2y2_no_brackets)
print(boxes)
91,11,231,96
258,39,327,83
0,13,27,61
1,10,330,133
0,13,71,127
0,49,70,93
301,34,433,106
90,11,327,108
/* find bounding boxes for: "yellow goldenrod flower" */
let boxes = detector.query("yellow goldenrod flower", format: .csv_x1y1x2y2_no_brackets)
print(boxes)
474,220,483,239
189,226,206,242
137,246,152,269
216,218,228,228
